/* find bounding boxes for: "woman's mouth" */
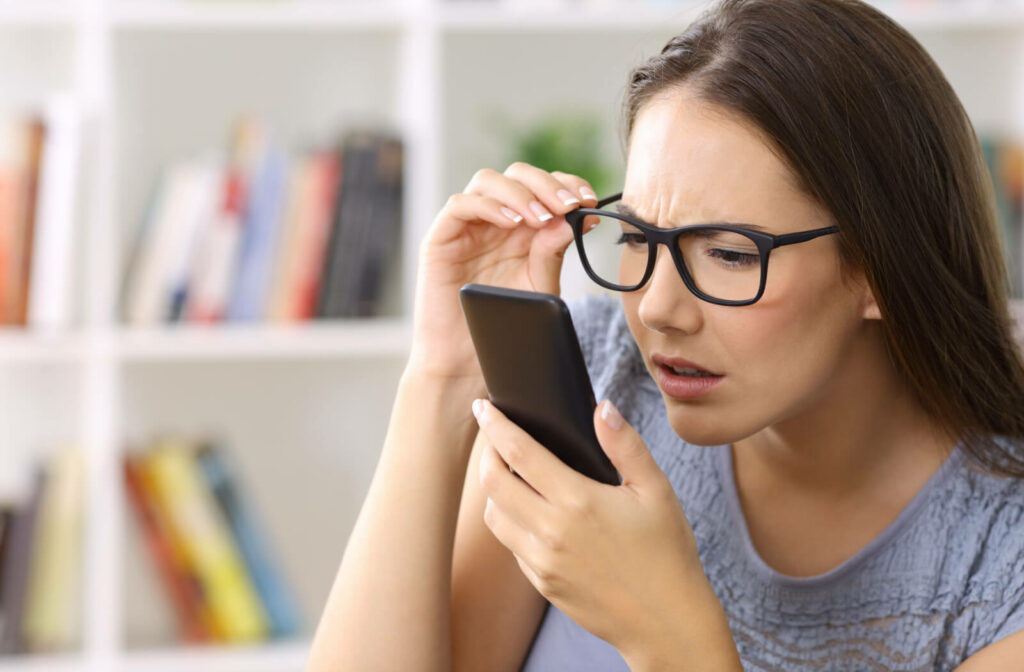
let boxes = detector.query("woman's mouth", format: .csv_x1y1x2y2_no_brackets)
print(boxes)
652,355,725,400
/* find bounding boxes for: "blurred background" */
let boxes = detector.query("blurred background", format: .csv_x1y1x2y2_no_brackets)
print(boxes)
0,0,1021,670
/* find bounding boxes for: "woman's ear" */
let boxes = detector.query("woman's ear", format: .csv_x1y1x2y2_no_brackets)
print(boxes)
857,272,882,320
862,298,882,321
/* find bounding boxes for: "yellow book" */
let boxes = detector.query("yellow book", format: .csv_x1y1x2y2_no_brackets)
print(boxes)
22,449,83,652
145,441,268,642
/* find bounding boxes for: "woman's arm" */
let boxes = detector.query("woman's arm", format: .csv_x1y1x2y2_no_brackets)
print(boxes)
305,369,482,672
451,430,549,671
955,629,1024,671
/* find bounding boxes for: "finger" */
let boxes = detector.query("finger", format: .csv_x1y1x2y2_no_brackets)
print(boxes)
550,171,600,206
512,552,543,592
483,495,541,571
463,167,557,229
474,398,591,501
479,442,552,532
503,162,586,227
429,191,531,247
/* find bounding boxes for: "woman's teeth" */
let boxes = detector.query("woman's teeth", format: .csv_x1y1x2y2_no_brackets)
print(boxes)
670,366,716,377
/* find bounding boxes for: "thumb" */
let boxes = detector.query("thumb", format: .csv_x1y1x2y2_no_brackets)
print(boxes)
530,219,576,294
594,400,661,487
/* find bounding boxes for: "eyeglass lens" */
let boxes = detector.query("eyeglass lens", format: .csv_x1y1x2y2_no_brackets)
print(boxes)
578,214,763,301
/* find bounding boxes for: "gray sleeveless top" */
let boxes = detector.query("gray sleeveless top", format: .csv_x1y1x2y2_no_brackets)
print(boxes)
520,294,1024,672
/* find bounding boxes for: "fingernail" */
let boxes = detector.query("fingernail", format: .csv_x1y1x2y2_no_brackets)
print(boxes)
472,399,485,420
557,189,580,206
529,201,553,222
579,186,598,203
500,206,523,223
601,400,624,430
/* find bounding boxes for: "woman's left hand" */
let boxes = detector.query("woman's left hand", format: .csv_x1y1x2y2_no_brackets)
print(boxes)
472,398,740,669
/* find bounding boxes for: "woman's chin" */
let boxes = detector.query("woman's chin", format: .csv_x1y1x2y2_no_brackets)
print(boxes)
663,405,757,447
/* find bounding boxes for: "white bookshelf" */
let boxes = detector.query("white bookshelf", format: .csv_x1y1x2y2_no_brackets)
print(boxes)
0,1,1022,671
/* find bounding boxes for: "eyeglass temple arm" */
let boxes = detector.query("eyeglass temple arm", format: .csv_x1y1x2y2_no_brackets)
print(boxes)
773,226,840,248
595,192,624,209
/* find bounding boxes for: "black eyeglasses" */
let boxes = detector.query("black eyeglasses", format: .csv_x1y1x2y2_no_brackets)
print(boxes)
564,192,840,306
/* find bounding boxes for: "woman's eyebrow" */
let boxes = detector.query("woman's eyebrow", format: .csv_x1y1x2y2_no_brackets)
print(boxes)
614,203,768,232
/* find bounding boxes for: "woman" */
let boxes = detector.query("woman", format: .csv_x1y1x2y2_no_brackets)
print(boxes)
308,0,1024,669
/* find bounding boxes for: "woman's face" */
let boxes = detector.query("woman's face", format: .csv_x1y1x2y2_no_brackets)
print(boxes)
621,91,877,446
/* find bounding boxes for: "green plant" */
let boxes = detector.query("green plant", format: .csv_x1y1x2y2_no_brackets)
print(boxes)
487,109,617,196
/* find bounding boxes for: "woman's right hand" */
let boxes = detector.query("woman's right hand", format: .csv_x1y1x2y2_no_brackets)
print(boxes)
406,162,600,382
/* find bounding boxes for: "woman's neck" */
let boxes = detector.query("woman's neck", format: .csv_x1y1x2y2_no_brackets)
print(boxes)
728,326,957,577
732,325,955,498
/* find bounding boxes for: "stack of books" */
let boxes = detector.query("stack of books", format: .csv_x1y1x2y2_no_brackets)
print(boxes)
0,97,81,331
980,135,1023,299
123,440,300,644
0,450,84,655
120,119,404,326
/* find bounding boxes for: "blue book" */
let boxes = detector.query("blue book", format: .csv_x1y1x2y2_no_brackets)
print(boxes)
227,144,289,321
196,444,301,639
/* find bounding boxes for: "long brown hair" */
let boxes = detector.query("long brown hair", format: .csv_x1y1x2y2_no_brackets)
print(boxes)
622,0,1024,475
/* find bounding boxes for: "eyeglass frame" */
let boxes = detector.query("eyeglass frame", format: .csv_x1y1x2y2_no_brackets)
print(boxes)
564,192,841,306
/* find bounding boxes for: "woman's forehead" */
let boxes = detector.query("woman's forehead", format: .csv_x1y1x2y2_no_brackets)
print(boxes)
623,96,821,231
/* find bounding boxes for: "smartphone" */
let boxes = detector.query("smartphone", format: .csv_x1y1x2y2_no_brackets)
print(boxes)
459,283,621,486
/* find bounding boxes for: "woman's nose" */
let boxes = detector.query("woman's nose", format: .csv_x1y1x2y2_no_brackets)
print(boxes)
637,246,704,335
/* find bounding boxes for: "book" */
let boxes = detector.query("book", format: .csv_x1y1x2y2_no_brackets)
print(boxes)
6,117,45,326
22,450,83,653
998,142,1023,299
268,151,343,322
317,131,382,318
297,152,342,320
184,118,267,323
0,506,15,647
0,117,29,326
124,452,213,643
144,441,268,642
28,95,81,332
0,469,46,653
226,142,289,322
196,443,300,638
166,154,223,323
124,159,210,325
354,134,403,317
265,154,315,321
981,136,1024,299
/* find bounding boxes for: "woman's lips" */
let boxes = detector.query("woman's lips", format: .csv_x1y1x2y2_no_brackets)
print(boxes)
655,364,725,400
652,353,722,376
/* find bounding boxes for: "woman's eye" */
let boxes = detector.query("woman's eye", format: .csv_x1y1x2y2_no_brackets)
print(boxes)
616,232,647,247
708,248,759,268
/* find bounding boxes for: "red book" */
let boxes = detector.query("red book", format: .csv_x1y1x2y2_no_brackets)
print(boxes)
123,454,213,643
295,152,341,320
